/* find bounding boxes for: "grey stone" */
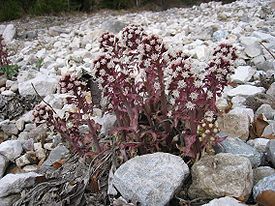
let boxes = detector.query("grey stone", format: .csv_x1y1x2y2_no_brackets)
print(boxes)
15,152,36,167
267,82,275,97
41,145,69,169
253,174,275,201
212,30,228,42
239,36,259,45
188,153,253,200
202,196,248,206
2,24,16,43
262,121,275,138
247,138,270,153
0,25,5,35
0,121,19,136
255,104,275,120
20,30,38,40
0,155,7,178
0,172,41,197
253,166,275,185
0,140,23,161
113,153,189,206
267,139,275,167
0,75,7,88
0,194,20,206
101,19,127,34
245,93,275,111
256,61,275,72
215,137,262,168
93,114,117,137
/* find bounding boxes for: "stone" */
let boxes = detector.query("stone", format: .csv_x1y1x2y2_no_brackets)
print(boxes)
188,153,253,200
15,152,36,167
0,121,19,136
266,140,275,167
267,82,275,97
0,76,7,88
255,104,275,120
0,155,7,178
41,144,69,169
0,172,41,197
23,165,38,172
247,138,270,153
15,119,25,131
262,121,275,138
253,174,275,202
231,96,246,108
0,194,20,206
253,166,275,185
113,153,189,206
230,66,255,83
202,196,248,206
101,19,127,34
194,45,210,60
256,61,275,72
244,43,262,58
34,142,46,160
20,30,38,40
18,73,58,97
217,107,253,141
215,137,262,168
0,25,5,35
227,85,265,97
48,26,70,36
212,30,228,42
93,114,117,137
239,36,259,45
0,140,23,161
2,24,16,43
245,93,275,111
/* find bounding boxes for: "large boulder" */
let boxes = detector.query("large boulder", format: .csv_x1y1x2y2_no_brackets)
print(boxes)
188,153,253,200
113,152,189,206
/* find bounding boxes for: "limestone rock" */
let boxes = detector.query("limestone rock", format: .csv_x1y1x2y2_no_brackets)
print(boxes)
0,172,41,197
2,24,16,43
0,140,23,161
267,140,275,167
188,153,253,200
227,85,265,97
253,174,275,203
0,155,7,178
215,137,262,168
253,166,275,185
202,196,248,206
230,66,255,83
113,153,189,206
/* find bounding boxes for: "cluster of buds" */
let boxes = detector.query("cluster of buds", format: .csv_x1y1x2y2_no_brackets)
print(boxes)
0,35,10,67
197,112,220,155
205,44,237,96
33,103,54,125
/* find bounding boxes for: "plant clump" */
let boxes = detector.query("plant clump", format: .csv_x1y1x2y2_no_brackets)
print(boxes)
33,25,237,161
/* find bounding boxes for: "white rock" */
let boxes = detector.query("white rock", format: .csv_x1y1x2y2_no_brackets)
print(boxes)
227,85,265,97
0,140,23,161
244,43,262,58
18,73,58,96
0,172,41,197
202,196,247,206
239,36,259,45
255,104,275,120
194,45,210,60
93,114,117,136
2,24,16,43
0,25,5,35
113,153,189,206
230,66,255,83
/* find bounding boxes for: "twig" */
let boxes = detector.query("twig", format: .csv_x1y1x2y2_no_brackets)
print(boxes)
259,41,275,59
31,83,58,114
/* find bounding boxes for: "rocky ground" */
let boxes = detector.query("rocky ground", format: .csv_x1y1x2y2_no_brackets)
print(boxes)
0,0,275,205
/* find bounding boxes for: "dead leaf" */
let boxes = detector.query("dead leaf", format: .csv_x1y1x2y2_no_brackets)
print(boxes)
52,159,66,169
256,190,275,206
250,114,269,138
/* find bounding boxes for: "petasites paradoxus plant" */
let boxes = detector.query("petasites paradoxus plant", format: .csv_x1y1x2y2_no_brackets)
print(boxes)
33,74,105,156
0,34,18,79
92,25,237,159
